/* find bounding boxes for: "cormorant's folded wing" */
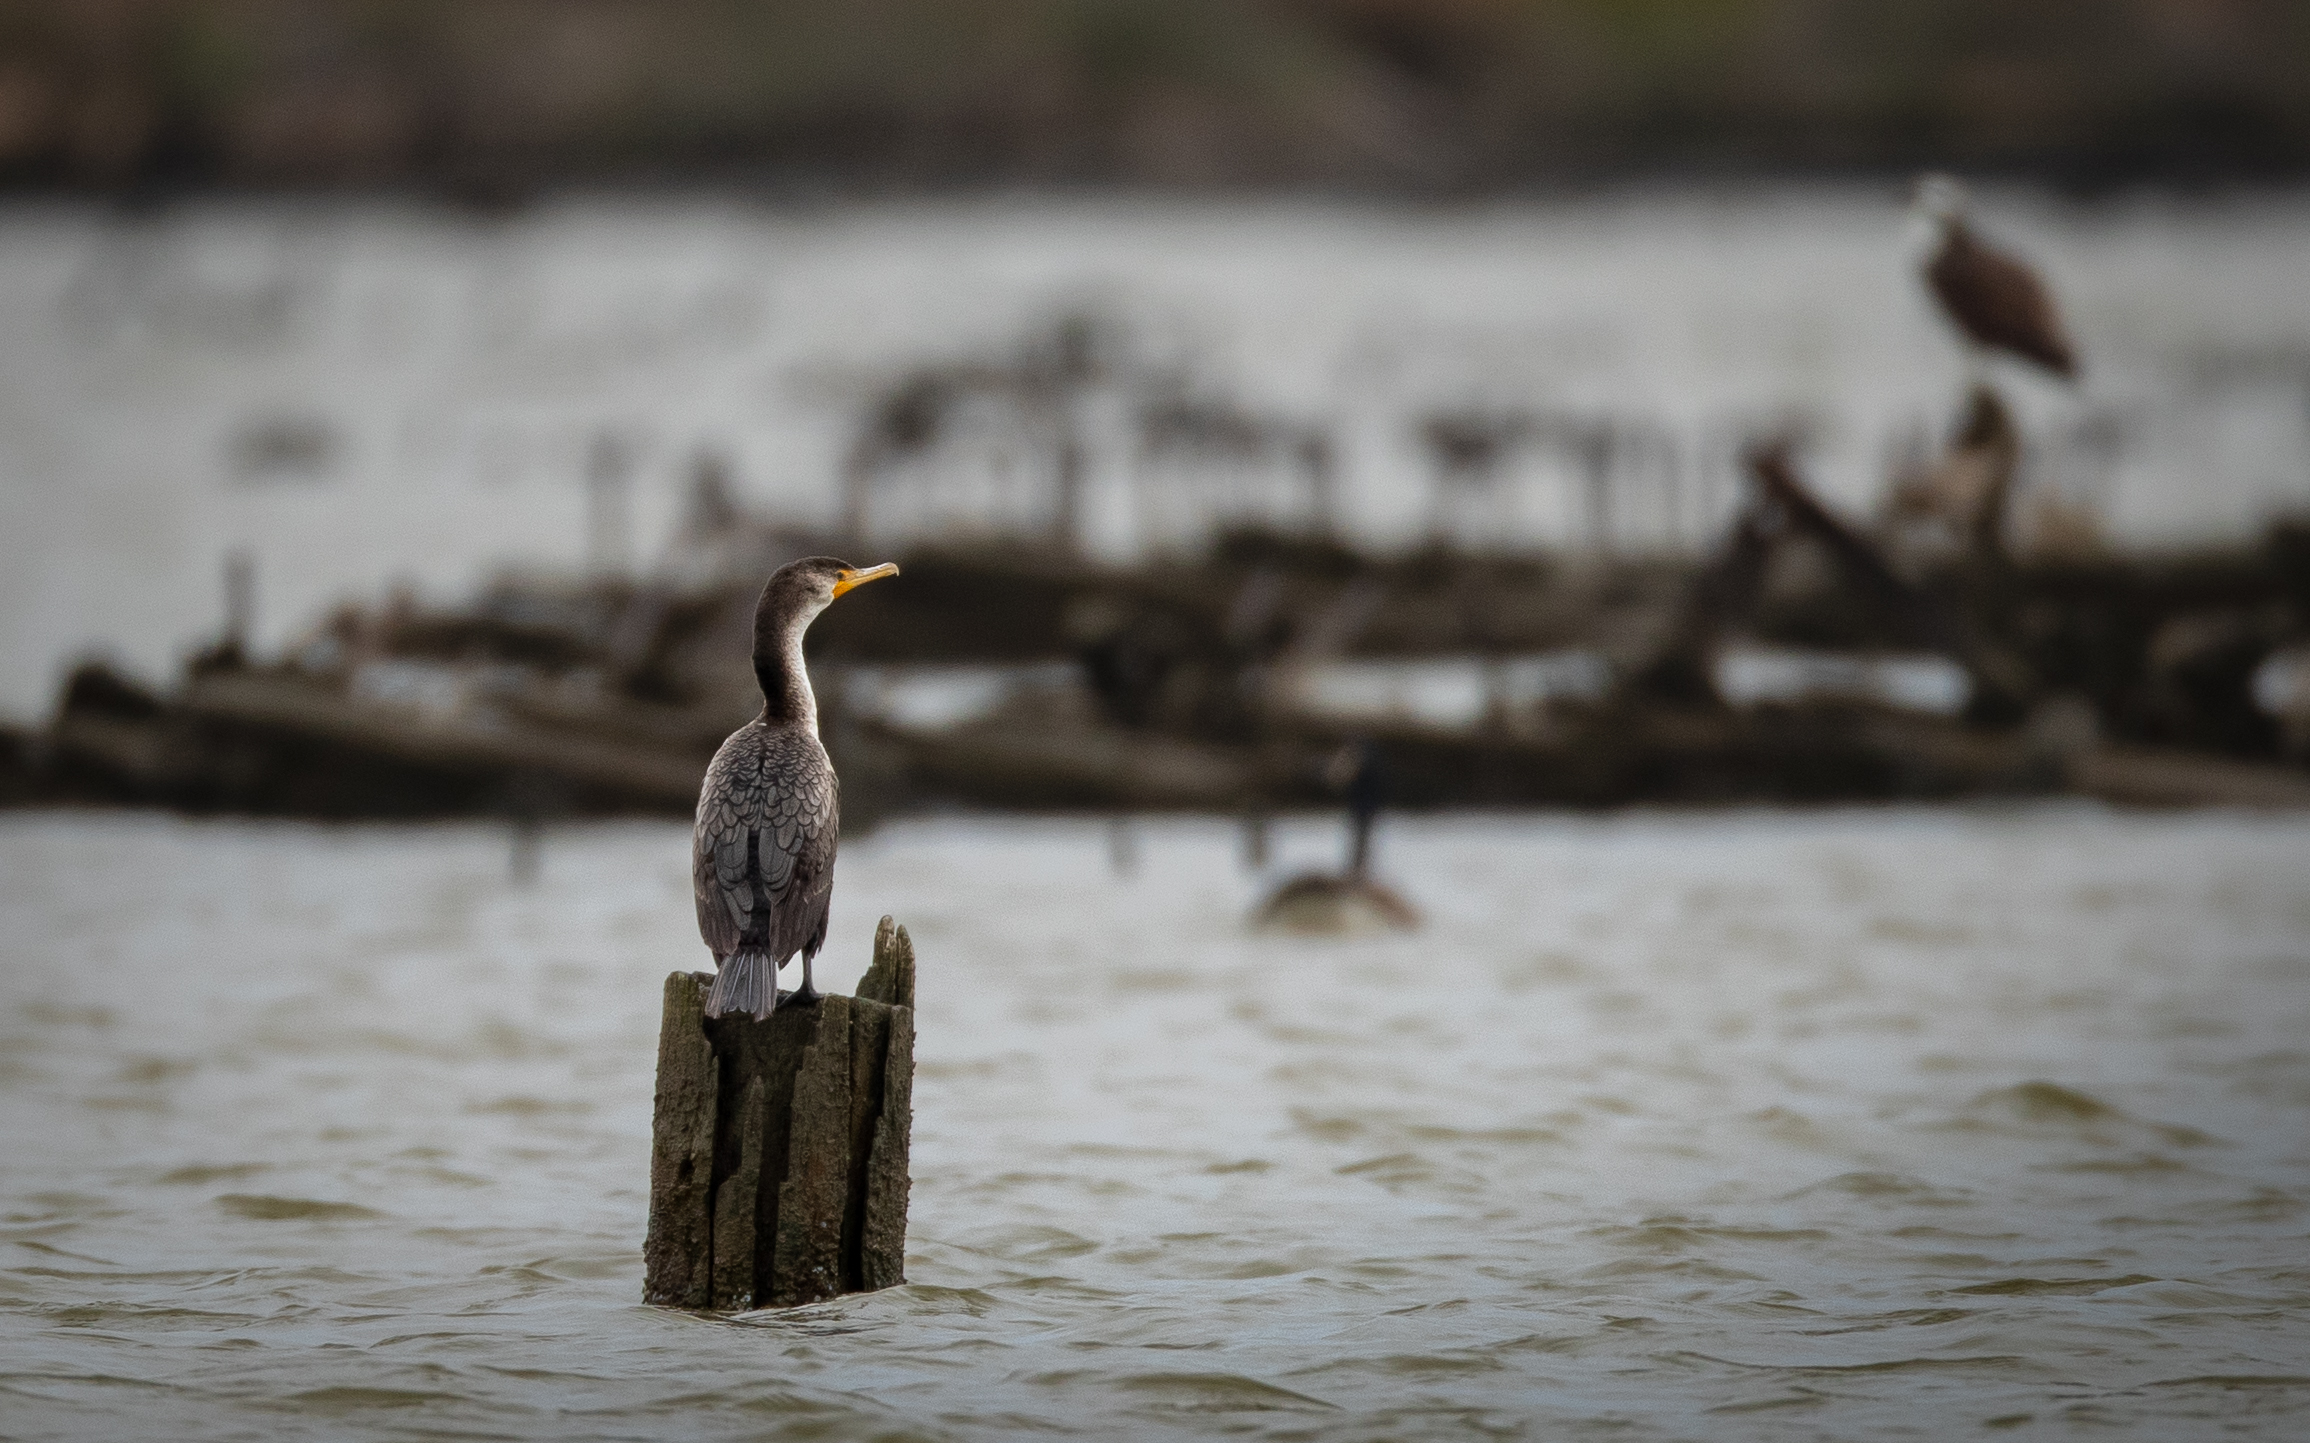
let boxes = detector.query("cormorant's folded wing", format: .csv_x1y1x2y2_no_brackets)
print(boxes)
692,732,821,957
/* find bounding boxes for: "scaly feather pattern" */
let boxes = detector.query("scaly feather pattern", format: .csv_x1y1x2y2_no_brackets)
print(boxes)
692,718,838,1015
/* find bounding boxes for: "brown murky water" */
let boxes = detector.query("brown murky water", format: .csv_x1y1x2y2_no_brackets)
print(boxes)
3,807,2307,1439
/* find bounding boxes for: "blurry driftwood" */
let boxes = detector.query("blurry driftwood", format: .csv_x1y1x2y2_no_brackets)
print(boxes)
840,314,1108,552
878,714,1255,809
184,671,706,808
2065,744,2310,809
1631,441,2035,713
645,916,917,1310
1885,385,2020,559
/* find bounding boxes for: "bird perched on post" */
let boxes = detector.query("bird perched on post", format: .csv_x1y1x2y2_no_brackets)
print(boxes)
694,556,898,1020
1915,175,2080,381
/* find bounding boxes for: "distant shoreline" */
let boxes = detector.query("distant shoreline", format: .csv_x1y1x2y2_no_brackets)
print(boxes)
6,1,2310,199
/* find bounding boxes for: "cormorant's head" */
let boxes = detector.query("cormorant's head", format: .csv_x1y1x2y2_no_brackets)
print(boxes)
762,554,896,627
759,556,900,635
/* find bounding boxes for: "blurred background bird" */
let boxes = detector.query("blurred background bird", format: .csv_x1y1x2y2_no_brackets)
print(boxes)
1915,174,2082,382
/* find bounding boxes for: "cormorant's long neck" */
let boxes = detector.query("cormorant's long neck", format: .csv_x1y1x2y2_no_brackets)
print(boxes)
752,604,818,734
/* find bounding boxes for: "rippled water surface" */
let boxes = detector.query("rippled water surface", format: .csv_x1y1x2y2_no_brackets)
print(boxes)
3,808,2307,1439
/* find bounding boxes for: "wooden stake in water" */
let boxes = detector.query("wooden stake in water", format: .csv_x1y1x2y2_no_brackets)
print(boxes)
222,549,256,662
1239,801,1270,872
585,432,634,578
1106,815,1139,877
644,916,917,1310
507,815,542,886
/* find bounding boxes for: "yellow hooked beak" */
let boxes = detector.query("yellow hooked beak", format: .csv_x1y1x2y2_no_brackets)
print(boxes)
831,561,900,598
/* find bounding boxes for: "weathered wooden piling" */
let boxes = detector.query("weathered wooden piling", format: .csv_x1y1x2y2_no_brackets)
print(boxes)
644,916,916,1310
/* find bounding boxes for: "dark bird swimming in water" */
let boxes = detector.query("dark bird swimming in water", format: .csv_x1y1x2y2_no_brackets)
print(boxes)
694,556,898,1020
1916,175,2080,381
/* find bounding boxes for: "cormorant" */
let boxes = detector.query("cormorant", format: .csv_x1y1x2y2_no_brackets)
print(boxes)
694,556,898,1020
1916,175,2080,381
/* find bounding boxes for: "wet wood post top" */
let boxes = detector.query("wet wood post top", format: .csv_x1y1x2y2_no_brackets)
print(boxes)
644,916,916,1310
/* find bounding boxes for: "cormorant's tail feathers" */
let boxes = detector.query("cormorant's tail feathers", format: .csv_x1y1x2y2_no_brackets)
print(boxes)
706,951,777,1021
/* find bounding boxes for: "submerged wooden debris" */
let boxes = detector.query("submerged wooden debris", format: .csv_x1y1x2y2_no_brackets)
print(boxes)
4,470,2306,816
645,917,916,1311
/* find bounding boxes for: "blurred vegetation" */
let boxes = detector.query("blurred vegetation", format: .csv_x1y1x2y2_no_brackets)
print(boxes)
1,1,2306,192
